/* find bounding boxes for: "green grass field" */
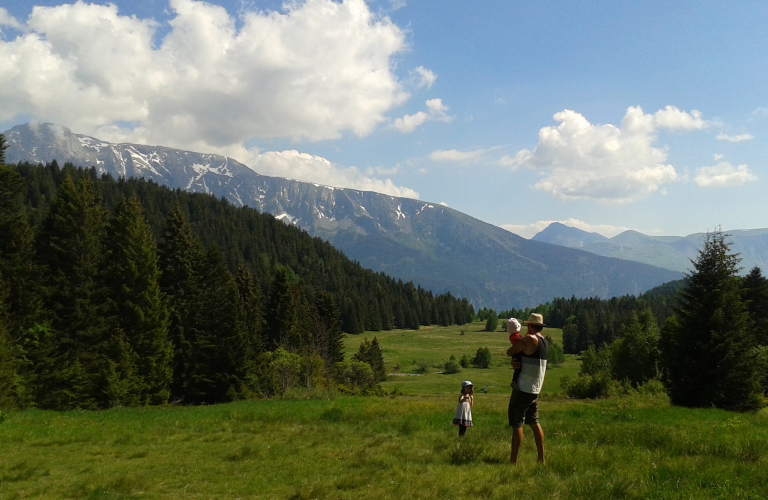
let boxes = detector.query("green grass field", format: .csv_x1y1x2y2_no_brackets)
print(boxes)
1,322,767,499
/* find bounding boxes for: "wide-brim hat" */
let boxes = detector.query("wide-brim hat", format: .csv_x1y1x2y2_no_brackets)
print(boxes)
523,313,545,327
461,381,473,388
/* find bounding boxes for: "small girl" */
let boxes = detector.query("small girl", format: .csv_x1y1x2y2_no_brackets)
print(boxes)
453,381,474,436
507,318,523,389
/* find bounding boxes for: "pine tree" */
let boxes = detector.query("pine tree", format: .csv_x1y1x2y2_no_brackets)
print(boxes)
35,175,108,409
0,134,7,164
103,196,172,405
484,310,498,332
0,165,44,336
353,337,386,382
314,291,344,365
265,267,300,350
183,248,248,403
742,267,768,346
234,264,265,358
661,230,764,411
610,310,660,387
158,205,204,402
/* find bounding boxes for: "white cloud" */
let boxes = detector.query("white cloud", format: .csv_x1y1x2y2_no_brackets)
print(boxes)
429,148,485,163
0,0,410,147
505,106,711,203
0,8,21,33
392,98,451,133
752,107,768,118
414,66,436,89
652,106,708,130
694,160,756,188
716,133,754,143
501,219,630,239
218,144,418,198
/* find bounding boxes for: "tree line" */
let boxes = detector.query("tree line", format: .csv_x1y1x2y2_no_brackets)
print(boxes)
561,231,768,412
0,154,473,410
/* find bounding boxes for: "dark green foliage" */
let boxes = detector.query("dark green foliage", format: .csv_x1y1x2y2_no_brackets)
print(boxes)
661,230,764,412
313,291,344,365
610,310,660,387
444,358,462,374
35,175,108,409
0,134,7,164
579,345,611,377
3,163,475,409
484,310,498,332
103,196,172,405
333,360,376,391
742,267,768,346
459,354,471,368
472,347,492,369
353,337,386,382
565,372,612,399
546,336,565,368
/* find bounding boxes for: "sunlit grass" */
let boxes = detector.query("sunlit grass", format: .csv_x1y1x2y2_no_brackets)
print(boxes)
1,323,766,499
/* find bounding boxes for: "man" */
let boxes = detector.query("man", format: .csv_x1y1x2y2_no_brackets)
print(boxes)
507,313,548,465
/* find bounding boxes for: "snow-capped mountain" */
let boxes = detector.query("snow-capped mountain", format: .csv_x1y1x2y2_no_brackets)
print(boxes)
4,123,683,308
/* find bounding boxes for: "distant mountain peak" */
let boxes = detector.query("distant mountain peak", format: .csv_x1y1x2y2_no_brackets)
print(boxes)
532,222,608,248
5,122,683,308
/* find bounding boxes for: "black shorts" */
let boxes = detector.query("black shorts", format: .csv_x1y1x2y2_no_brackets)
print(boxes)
508,389,539,428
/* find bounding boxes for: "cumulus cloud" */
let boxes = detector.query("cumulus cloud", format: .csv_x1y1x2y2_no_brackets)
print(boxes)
429,148,485,163
414,66,436,89
501,219,630,239
0,0,410,146
716,133,754,143
216,144,418,198
505,106,710,203
694,157,756,188
0,0,421,197
392,98,451,133
0,8,22,33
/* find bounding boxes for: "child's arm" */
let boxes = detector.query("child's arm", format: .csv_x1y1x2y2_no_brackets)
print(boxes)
469,395,473,408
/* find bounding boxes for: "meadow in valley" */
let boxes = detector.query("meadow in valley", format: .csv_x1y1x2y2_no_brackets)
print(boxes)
1,322,767,499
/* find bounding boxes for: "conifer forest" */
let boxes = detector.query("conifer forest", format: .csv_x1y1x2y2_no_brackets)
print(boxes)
0,160,474,410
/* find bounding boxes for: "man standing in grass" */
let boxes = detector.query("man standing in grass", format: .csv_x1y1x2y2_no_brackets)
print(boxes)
507,313,548,465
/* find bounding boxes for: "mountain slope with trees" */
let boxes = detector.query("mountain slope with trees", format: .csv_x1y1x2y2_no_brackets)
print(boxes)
0,158,473,410
5,123,683,308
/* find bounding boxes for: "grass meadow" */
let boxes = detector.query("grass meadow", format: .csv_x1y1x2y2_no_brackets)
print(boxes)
1,322,767,499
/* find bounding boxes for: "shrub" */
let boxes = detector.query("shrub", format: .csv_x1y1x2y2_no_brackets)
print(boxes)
546,337,565,368
637,378,666,396
333,360,376,391
414,361,430,374
564,373,612,399
579,345,611,377
472,347,492,369
459,354,471,368
484,311,498,332
444,359,462,374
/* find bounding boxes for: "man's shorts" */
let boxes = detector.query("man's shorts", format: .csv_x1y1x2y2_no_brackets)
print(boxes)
508,389,539,428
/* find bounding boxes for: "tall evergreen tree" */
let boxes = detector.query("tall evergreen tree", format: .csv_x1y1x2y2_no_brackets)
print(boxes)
0,134,7,164
661,230,763,411
353,337,386,382
0,165,44,335
235,264,265,358
314,291,344,365
103,196,172,405
35,175,108,409
158,205,203,401
742,267,768,346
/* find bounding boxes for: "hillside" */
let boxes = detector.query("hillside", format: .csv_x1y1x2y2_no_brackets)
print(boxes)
533,223,768,274
6,123,683,308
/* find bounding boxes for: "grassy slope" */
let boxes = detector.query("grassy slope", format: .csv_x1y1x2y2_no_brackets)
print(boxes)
1,323,767,499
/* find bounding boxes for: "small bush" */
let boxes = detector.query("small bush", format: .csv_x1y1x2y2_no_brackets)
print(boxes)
414,361,430,374
444,359,462,374
472,347,492,369
459,354,471,368
565,373,612,399
637,378,666,396
546,337,565,368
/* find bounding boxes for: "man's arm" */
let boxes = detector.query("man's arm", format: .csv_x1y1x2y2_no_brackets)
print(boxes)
507,335,539,356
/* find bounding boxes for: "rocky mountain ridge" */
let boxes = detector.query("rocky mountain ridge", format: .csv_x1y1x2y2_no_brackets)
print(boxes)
4,123,683,308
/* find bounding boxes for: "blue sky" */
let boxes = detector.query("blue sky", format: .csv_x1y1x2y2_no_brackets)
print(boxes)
2,0,767,237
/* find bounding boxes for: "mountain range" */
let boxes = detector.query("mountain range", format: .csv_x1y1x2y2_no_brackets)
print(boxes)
533,222,768,274
4,123,683,309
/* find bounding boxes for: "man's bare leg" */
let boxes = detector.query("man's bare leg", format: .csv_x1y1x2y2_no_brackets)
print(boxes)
530,423,545,464
510,426,523,465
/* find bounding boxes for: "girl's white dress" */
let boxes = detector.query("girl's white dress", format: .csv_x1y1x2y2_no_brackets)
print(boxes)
452,396,473,427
